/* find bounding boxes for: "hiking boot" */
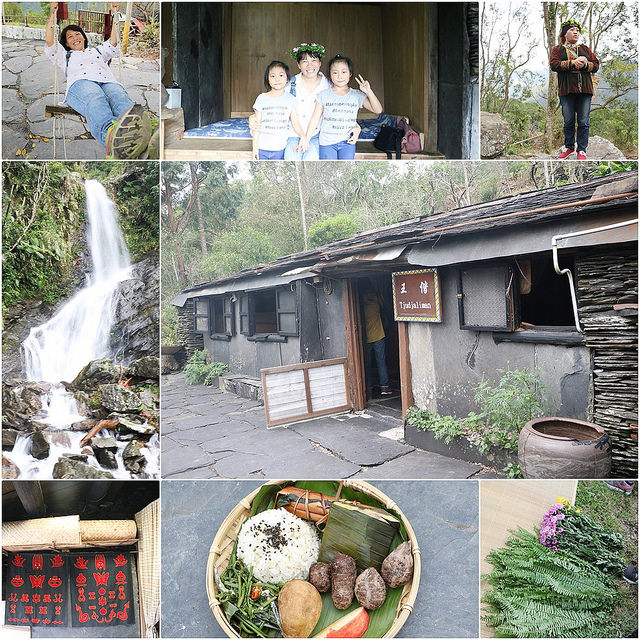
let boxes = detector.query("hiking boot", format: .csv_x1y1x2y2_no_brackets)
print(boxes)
557,146,575,159
106,104,152,159
139,127,160,160
623,564,638,584
576,150,587,160
605,480,634,493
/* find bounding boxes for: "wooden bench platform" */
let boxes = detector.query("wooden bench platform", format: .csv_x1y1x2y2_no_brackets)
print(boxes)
162,137,443,161
44,104,85,119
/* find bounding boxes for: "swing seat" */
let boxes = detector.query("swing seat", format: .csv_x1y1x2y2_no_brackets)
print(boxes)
44,104,85,119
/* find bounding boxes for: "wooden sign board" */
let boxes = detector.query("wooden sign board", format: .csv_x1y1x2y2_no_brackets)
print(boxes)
392,269,442,322
261,358,350,428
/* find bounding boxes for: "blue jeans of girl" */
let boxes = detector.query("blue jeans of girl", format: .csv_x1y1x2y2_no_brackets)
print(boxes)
66,80,133,148
258,148,285,160
559,93,592,152
284,134,320,160
319,139,356,160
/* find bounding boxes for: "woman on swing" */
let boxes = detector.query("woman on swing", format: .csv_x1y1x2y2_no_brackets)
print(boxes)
45,2,152,159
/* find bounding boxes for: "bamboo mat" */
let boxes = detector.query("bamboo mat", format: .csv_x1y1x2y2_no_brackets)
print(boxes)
480,479,578,637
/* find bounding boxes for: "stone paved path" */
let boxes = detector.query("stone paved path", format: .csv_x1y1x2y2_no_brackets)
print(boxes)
2,36,159,159
161,373,498,479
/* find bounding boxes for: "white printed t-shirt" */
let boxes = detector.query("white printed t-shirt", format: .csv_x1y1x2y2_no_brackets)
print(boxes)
45,41,121,100
252,92,298,151
286,72,331,137
316,88,367,145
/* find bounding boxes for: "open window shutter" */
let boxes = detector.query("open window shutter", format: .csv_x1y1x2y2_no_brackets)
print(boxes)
193,298,210,333
223,297,235,336
239,294,253,335
276,287,298,336
457,264,515,331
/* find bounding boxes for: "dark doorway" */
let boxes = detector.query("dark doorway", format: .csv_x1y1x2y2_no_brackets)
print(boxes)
356,274,400,405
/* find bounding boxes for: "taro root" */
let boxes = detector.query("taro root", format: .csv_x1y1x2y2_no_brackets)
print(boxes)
381,541,413,588
354,567,386,610
309,561,331,593
330,553,357,610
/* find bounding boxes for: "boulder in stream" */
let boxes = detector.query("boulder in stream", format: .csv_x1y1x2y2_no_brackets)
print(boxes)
2,456,20,479
70,358,121,390
71,418,98,432
3,428,19,449
53,457,115,479
123,439,147,474
99,384,142,413
30,429,50,459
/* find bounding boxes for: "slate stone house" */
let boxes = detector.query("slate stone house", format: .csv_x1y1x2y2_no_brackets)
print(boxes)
173,172,638,474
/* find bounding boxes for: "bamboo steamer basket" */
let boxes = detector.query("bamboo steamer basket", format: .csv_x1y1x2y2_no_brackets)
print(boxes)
206,480,421,638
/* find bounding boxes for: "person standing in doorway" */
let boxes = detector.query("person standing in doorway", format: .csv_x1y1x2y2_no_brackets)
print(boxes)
363,287,392,396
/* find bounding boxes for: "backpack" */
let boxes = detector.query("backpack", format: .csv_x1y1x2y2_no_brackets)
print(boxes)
374,125,403,159
397,117,422,154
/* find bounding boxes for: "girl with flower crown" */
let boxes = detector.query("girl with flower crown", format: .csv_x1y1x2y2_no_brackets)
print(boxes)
550,19,599,160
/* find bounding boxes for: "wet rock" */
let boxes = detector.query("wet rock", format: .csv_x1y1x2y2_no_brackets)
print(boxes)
138,388,158,411
30,430,50,460
2,409,33,431
47,432,71,449
117,418,156,437
3,429,19,449
3,381,48,416
481,111,512,158
70,358,120,390
53,457,115,479
61,453,89,462
22,385,46,413
99,384,142,413
81,448,94,456
71,418,98,432
72,391,91,416
109,256,160,362
123,440,147,474
128,356,160,380
91,437,118,469
90,437,118,452
116,433,136,442
2,456,20,479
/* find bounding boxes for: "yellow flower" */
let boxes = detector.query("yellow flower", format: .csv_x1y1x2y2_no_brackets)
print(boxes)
576,509,581,513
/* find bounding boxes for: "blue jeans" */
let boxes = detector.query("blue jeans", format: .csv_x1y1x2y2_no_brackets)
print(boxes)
284,134,320,160
559,93,592,152
366,338,389,389
319,139,356,160
66,80,133,148
258,148,285,160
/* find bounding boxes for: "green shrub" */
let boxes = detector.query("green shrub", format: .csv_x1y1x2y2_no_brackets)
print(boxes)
183,350,229,386
406,407,467,444
467,367,549,453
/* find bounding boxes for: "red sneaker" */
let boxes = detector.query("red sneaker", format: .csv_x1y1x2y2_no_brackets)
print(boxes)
557,146,575,159
576,150,587,160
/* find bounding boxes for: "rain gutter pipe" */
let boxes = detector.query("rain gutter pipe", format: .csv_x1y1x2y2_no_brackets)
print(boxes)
551,218,638,333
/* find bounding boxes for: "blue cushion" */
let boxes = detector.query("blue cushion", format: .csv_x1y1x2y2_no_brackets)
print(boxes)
184,113,398,141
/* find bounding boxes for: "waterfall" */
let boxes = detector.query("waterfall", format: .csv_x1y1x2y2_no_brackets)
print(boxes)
21,180,131,383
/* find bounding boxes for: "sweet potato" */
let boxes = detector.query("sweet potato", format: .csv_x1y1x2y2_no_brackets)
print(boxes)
330,553,356,610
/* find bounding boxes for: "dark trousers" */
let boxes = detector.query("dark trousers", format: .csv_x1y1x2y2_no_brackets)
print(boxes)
559,93,592,152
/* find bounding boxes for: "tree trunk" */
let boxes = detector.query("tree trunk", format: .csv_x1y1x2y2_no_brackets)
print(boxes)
294,162,308,251
190,164,207,256
543,2,558,153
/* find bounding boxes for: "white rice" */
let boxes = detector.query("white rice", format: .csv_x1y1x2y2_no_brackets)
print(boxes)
237,508,320,584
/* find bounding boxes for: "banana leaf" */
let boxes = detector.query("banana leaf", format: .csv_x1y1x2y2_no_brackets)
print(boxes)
243,481,410,638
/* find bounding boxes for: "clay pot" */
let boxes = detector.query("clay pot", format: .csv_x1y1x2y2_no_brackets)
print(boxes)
518,417,612,479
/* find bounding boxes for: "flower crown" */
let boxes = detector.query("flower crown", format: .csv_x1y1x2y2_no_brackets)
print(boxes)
561,19,582,31
289,43,325,60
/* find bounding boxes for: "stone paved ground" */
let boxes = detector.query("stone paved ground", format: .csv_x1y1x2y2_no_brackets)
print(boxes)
2,37,159,160
161,373,500,479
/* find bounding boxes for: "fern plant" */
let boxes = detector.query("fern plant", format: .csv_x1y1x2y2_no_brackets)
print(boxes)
483,528,616,638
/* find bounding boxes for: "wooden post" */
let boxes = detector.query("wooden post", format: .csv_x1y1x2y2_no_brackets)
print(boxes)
14,481,46,517
343,280,366,411
397,321,414,420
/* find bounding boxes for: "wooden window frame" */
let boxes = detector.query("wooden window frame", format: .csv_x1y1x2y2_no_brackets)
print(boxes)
240,286,299,339
194,296,234,341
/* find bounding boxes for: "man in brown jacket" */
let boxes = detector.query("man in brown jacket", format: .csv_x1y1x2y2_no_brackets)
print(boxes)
550,19,599,160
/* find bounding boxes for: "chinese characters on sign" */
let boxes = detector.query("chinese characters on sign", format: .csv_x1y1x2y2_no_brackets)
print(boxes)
70,552,135,627
5,552,68,626
392,269,442,322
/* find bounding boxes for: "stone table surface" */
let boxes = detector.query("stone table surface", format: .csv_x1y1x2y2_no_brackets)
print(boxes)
161,480,479,638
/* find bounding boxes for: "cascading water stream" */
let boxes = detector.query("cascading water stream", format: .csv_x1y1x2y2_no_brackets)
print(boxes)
6,180,158,479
